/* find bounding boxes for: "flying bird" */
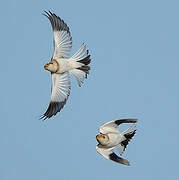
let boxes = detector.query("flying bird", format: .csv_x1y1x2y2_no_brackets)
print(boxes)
96,119,137,165
41,11,91,120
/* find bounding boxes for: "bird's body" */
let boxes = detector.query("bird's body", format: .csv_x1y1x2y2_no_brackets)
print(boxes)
96,119,137,165
96,133,124,147
44,58,83,74
108,133,124,147
41,11,91,120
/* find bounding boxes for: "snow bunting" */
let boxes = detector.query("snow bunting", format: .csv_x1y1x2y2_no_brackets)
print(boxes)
41,11,91,120
96,119,137,165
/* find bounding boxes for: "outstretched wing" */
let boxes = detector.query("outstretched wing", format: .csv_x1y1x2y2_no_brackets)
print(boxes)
96,145,130,165
44,11,72,58
41,72,71,120
99,119,137,134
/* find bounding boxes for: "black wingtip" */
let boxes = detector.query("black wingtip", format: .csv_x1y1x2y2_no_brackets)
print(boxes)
40,101,67,120
43,10,70,34
109,152,130,166
115,119,138,125
43,10,50,16
39,115,48,121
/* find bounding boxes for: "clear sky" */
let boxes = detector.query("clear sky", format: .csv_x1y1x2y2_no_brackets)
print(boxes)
0,0,179,179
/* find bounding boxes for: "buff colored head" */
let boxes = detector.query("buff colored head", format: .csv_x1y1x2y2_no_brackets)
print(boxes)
96,134,110,146
44,59,59,73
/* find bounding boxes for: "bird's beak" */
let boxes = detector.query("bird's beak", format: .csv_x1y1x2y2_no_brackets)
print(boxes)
44,64,49,70
96,135,100,141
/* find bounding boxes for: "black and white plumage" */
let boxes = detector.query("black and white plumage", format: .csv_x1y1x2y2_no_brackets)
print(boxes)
96,119,137,165
41,11,91,120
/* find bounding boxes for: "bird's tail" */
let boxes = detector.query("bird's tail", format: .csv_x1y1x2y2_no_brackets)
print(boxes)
116,124,136,155
121,124,136,145
69,43,91,86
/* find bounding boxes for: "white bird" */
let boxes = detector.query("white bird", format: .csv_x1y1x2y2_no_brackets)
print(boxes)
96,119,137,165
41,11,91,120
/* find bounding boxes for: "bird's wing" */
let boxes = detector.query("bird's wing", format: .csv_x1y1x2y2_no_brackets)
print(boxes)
44,11,72,59
41,72,71,120
96,145,130,165
99,119,137,134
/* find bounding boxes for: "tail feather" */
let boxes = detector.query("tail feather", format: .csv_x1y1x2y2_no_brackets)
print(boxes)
121,130,136,149
123,124,136,135
77,66,90,77
78,55,91,65
69,69,86,87
77,54,91,76
69,43,91,86
120,124,136,150
71,43,88,60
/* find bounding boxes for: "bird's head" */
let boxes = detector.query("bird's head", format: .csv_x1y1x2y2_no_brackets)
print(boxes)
44,59,59,73
96,134,110,146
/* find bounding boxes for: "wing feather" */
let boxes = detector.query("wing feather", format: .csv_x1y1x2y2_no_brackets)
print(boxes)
41,72,71,120
99,119,137,134
44,11,72,58
96,145,130,165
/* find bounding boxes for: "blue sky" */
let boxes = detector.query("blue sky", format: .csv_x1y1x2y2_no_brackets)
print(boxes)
0,0,179,179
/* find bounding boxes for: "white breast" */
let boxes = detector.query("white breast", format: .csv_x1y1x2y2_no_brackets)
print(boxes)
55,58,70,73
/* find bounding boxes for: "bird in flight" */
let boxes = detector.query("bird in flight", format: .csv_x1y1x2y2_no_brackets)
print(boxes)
96,119,137,165
41,11,91,120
